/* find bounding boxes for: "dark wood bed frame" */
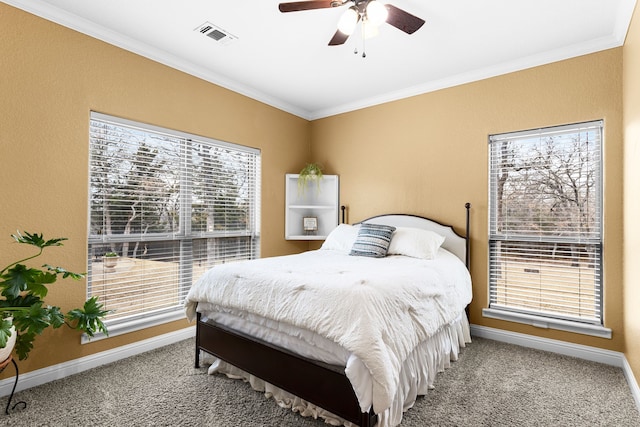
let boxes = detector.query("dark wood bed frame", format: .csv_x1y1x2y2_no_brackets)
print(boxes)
194,203,471,427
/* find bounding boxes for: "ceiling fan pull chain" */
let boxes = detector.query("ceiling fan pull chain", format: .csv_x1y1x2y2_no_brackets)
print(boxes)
361,19,366,58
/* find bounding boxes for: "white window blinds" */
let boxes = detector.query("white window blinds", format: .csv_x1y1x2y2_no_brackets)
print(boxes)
488,120,603,325
88,112,260,326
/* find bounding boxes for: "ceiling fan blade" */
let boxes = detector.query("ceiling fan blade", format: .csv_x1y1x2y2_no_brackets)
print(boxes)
385,4,425,34
279,1,338,13
328,14,360,46
328,29,350,46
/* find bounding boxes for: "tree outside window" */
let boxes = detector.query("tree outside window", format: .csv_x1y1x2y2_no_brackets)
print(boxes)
488,121,602,325
88,113,260,326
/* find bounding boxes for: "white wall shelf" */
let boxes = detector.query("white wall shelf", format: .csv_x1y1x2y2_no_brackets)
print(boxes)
285,174,339,240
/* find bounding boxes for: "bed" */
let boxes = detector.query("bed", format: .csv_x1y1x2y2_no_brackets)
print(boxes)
185,204,472,427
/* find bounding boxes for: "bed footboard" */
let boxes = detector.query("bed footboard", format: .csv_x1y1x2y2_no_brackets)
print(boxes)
195,313,376,427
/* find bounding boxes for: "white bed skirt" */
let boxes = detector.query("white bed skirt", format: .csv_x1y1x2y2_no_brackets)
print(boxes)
203,314,471,427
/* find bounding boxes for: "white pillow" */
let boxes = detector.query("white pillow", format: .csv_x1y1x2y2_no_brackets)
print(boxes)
321,224,360,253
387,226,445,259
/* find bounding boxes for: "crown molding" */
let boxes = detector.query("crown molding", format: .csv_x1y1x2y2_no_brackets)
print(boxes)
4,0,636,121
310,32,626,119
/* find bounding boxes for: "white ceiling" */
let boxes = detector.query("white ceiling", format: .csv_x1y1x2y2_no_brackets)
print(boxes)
5,0,636,119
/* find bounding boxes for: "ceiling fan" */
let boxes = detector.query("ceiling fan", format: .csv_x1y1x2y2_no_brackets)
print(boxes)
278,0,425,47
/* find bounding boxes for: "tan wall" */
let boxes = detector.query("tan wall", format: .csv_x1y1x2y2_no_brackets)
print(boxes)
0,1,633,378
311,48,624,351
0,4,310,374
623,3,640,386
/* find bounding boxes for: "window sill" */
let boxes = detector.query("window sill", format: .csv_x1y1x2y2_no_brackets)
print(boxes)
81,311,187,344
482,308,612,339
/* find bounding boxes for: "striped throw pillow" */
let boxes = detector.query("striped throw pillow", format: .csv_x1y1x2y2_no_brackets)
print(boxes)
349,223,396,258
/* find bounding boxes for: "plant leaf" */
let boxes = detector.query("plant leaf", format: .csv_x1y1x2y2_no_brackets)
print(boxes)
66,297,111,337
15,331,35,360
48,306,65,329
0,317,13,349
1,264,61,299
0,294,41,309
0,264,35,299
44,264,85,280
12,302,51,336
25,271,57,298
12,231,67,249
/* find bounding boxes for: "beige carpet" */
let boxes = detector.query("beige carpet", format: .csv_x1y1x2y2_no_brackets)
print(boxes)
1,337,638,426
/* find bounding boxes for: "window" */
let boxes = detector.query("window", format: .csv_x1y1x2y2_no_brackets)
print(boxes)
485,120,609,338
88,112,260,335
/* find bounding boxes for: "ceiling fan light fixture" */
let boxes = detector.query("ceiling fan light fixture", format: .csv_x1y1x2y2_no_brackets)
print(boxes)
366,1,388,26
337,6,359,35
363,22,379,39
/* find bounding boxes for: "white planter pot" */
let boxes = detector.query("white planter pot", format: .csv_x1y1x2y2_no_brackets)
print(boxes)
103,256,119,270
0,324,17,362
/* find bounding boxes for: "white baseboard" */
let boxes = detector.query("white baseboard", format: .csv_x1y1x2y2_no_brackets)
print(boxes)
623,356,640,411
470,324,640,412
0,326,196,397
470,324,625,366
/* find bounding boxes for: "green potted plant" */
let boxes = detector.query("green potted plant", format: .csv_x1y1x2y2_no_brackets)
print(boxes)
297,163,324,194
0,231,110,361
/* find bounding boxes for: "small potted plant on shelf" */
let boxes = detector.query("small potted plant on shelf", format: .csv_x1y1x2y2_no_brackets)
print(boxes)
0,231,110,361
297,163,323,194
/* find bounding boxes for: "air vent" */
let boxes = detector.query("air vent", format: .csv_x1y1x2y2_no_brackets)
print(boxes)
207,29,227,41
195,22,238,46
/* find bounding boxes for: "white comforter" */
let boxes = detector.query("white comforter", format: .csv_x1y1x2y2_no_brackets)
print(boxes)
185,248,472,414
